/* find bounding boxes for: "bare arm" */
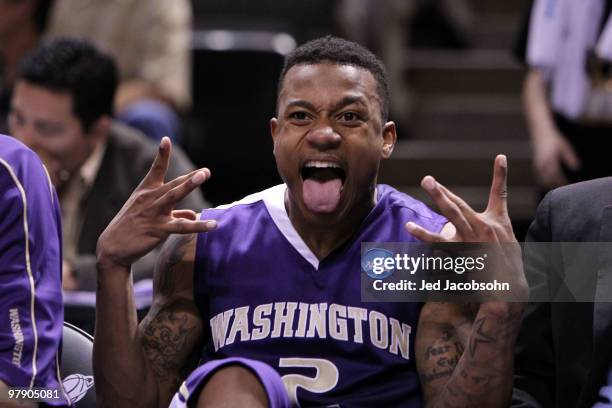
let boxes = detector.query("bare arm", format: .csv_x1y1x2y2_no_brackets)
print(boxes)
93,137,215,407
139,234,203,402
408,155,527,407
417,302,523,407
523,68,579,188
523,69,556,140
95,234,203,408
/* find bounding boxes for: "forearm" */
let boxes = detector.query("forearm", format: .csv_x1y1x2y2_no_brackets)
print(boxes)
429,302,524,407
94,261,159,407
523,69,557,139
91,137,211,407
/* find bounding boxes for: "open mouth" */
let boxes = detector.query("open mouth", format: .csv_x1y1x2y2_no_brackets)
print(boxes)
300,161,346,213
301,161,346,184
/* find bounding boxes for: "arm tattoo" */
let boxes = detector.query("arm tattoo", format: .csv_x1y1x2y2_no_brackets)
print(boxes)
468,317,496,358
141,300,200,390
421,307,524,407
141,233,201,394
420,328,464,385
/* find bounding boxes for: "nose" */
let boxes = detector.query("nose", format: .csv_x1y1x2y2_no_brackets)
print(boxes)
306,124,341,150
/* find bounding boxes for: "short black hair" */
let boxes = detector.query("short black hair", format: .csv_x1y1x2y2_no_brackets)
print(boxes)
278,36,390,122
18,37,118,131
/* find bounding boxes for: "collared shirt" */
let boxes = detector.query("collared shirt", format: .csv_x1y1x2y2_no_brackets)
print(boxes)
59,140,107,262
527,0,612,119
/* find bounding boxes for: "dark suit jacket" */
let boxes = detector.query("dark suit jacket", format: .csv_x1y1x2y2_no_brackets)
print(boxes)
513,177,612,408
71,122,207,290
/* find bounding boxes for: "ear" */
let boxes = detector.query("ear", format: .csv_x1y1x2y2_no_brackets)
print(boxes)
270,117,279,154
381,121,397,159
86,115,112,144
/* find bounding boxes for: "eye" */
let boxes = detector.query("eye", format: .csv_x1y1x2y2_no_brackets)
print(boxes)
338,111,362,123
287,111,312,126
35,122,64,137
289,111,308,120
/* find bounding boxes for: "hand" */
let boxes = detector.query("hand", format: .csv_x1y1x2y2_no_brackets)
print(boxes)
96,137,216,268
406,155,527,301
407,155,514,243
532,127,580,189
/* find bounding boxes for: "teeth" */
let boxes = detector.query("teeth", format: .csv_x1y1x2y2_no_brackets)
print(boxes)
304,161,341,169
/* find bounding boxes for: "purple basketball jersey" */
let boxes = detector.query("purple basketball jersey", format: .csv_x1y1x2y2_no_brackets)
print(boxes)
0,135,70,405
194,184,446,407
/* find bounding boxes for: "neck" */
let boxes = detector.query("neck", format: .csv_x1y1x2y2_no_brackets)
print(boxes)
0,24,39,85
286,187,376,261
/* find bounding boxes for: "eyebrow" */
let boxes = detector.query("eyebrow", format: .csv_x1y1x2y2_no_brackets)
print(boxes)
285,99,317,112
330,95,368,112
284,95,368,113
9,105,64,129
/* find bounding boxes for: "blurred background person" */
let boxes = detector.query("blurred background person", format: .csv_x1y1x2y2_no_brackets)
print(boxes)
0,0,52,134
0,134,70,407
9,37,206,333
521,0,612,192
44,0,191,144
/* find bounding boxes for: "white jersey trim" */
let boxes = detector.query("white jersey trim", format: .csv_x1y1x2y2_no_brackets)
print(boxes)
214,184,320,269
0,158,39,387
213,185,383,270
261,185,320,270
214,187,277,209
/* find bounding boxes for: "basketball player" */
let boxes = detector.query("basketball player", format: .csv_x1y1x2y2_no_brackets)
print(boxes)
94,37,525,407
0,134,70,407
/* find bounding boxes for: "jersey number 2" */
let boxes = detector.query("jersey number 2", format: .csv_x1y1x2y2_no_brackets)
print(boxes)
279,357,339,406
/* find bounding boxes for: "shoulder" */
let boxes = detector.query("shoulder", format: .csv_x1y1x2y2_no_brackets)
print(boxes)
377,184,447,227
202,184,282,219
196,185,283,251
548,177,612,209
533,177,612,241
546,177,612,222
0,135,54,201
107,122,158,160
0,135,60,258
0,134,46,176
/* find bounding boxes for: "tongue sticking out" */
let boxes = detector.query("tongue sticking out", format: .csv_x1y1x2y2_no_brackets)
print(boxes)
302,177,343,213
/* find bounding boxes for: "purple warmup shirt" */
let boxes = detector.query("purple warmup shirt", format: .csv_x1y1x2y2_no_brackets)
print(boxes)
192,184,447,407
0,135,69,405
